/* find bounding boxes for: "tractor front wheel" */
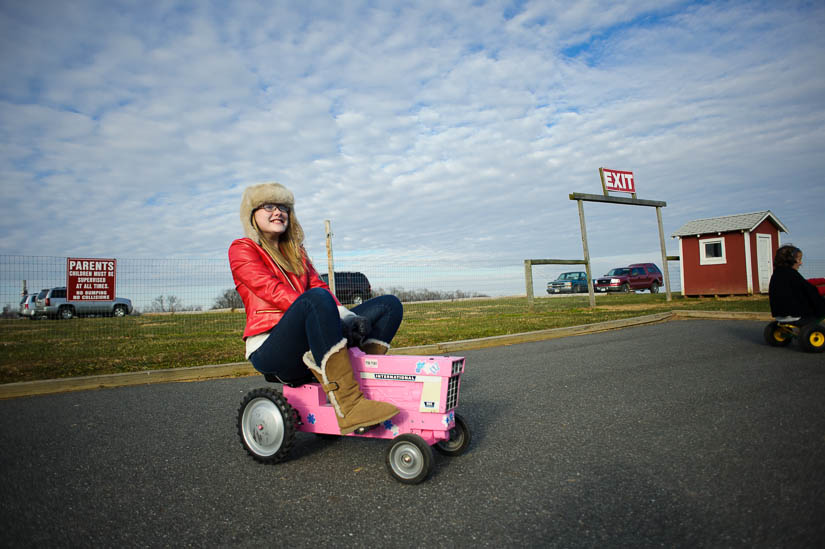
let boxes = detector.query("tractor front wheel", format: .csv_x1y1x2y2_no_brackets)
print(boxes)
800,323,825,353
435,413,471,457
386,434,433,484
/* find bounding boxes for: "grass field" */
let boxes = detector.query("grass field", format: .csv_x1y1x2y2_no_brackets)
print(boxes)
0,293,770,384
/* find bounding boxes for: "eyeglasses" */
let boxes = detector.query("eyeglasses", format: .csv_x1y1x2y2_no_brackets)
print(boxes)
259,203,290,214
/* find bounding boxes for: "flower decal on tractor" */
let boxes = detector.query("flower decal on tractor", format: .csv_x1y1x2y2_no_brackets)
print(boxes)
383,419,400,436
443,411,454,428
307,413,316,424
415,360,440,375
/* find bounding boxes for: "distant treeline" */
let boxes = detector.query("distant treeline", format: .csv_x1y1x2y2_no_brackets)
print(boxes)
209,287,488,310
373,287,488,303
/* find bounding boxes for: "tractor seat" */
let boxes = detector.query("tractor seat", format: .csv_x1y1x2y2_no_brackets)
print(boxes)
775,316,801,323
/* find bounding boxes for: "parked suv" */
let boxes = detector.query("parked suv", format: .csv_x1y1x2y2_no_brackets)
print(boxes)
595,263,663,293
35,286,133,319
594,267,631,292
319,272,372,304
547,271,589,294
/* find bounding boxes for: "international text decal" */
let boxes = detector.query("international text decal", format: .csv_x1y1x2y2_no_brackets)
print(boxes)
374,373,416,381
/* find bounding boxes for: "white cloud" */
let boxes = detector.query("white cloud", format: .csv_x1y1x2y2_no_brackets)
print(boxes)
1,0,823,296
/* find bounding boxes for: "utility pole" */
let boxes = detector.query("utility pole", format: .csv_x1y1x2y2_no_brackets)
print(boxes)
325,220,336,296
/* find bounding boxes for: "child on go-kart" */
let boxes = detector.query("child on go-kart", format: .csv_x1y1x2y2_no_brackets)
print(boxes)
768,245,825,326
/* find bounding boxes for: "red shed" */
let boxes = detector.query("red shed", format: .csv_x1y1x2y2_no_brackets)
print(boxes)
671,211,788,296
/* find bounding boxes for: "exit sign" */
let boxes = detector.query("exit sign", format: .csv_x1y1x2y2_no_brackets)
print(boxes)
599,168,636,194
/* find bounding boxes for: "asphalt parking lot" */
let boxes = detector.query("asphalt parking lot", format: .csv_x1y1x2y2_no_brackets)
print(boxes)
1,319,823,547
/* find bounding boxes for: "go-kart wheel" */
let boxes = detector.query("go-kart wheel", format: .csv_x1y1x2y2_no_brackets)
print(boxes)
434,413,471,456
237,388,296,463
764,321,793,347
800,323,825,353
385,434,433,484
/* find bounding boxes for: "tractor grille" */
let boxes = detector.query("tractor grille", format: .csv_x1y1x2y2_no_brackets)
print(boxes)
451,359,464,376
446,374,461,410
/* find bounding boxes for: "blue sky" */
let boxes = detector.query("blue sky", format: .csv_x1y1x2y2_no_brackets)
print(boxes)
1,0,824,292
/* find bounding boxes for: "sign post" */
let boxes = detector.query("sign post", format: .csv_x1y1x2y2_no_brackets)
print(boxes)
527,168,674,307
569,192,672,301
66,258,117,301
577,200,595,308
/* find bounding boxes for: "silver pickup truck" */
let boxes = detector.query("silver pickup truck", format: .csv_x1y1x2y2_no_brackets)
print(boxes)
35,287,133,319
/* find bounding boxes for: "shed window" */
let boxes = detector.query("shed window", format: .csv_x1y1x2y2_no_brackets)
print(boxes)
699,237,726,265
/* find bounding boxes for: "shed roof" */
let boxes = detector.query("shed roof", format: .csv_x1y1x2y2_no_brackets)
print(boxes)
671,210,788,238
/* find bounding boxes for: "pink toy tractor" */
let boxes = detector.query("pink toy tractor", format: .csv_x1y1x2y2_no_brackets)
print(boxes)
236,348,471,484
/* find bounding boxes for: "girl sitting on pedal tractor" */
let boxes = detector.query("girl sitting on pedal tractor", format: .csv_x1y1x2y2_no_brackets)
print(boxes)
228,182,403,435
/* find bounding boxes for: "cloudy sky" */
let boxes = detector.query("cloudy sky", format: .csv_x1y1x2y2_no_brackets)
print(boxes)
1,0,824,292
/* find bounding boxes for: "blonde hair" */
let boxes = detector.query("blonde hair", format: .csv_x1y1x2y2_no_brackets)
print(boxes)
252,210,307,275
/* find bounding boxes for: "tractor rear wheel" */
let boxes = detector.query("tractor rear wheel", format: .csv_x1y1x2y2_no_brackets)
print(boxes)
764,322,793,347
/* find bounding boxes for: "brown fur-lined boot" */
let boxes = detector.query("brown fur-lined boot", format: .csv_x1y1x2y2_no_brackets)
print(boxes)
359,339,390,355
304,341,398,435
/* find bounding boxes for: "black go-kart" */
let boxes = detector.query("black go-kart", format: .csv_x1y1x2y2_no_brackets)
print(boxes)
764,317,825,353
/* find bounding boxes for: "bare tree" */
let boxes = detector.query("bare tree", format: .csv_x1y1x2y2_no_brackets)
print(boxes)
212,288,244,310
147,295,201,313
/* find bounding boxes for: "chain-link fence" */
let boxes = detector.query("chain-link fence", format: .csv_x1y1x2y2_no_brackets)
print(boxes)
5,253,823,323
7,253,819,384
1,254,689,317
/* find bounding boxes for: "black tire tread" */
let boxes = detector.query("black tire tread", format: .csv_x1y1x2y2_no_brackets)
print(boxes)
237,387,297,463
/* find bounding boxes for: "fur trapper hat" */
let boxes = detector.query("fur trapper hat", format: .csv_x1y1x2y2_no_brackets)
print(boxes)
239,182,294,241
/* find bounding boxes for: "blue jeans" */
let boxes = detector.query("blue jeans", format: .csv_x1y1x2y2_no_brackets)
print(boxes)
248,288,403,383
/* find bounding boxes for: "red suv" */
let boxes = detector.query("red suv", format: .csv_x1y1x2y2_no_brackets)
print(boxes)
594,263,663,293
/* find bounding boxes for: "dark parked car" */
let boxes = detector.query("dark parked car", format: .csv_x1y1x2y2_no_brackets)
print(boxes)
547,271,589,294
320,272,372,304
595,263,663,293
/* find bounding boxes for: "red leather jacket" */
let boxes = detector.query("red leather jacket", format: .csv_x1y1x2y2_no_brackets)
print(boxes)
228,238,339,338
